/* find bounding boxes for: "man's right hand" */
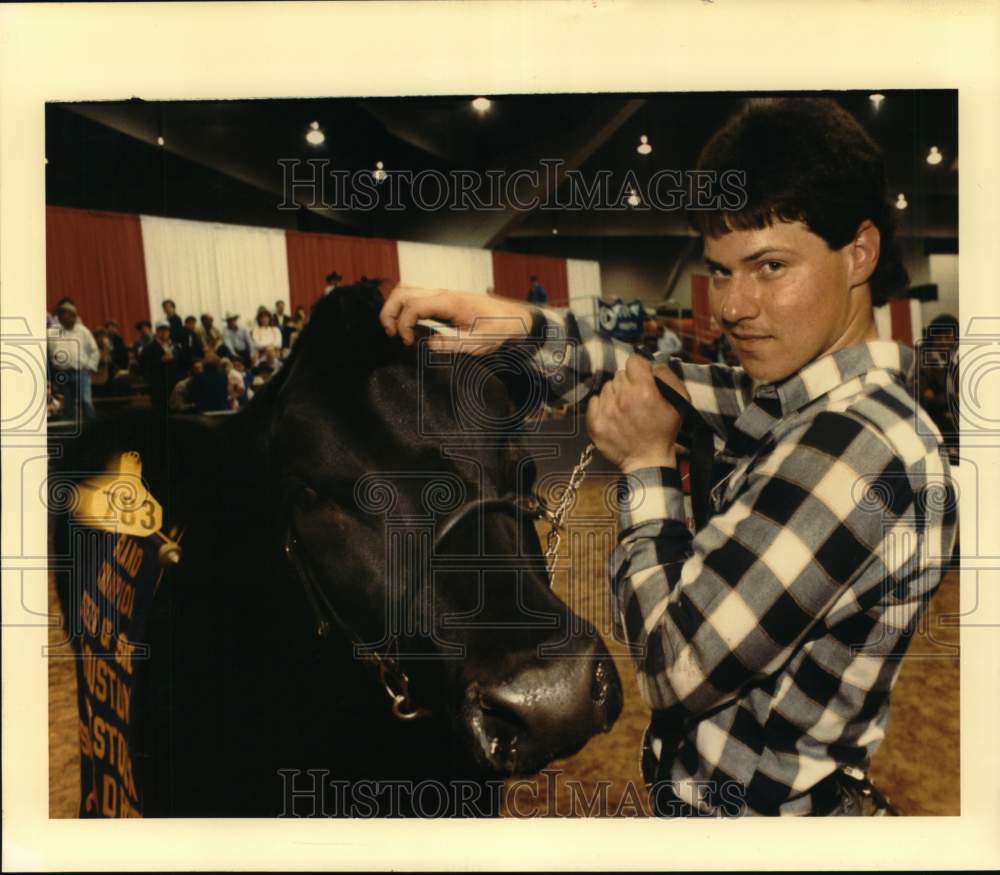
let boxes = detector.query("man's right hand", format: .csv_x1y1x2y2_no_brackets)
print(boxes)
379,285,536,356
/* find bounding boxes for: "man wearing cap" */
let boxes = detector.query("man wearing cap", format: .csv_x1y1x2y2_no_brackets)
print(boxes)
47,301,99,422
221,312,255,369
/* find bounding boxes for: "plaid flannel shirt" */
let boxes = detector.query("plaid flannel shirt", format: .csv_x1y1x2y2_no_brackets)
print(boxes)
524,305,957,815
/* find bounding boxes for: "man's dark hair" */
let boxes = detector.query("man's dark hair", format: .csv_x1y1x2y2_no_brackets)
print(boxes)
135,320,152,330
688,97,908,306
184,315,197,325
162,299,175,309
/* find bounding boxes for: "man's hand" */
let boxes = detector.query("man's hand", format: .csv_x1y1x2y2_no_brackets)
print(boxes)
585,354,689,473
379,285,536,356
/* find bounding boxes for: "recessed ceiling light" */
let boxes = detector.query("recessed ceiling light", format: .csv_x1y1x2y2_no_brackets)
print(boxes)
926,146,943,166
637,134,652,155
869,93,885,110
471,97,491,113
156,136,165,147
895,193,908,210
551,227,559,235
627,188,641,208
305,121,325,146
373,160,387,182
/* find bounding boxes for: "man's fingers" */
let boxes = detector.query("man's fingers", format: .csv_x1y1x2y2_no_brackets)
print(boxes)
396,294,457,345
624,352,652,382
379,285,441,337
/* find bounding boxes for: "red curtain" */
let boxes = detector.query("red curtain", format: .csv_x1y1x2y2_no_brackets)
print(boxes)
285,230,400,312
46,207,151,338
490,252,568,307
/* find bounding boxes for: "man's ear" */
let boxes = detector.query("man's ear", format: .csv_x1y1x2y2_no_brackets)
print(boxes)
848,219,881,289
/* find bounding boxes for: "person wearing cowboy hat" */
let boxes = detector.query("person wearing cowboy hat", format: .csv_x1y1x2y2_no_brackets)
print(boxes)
323,270,343,296
221,311,255,368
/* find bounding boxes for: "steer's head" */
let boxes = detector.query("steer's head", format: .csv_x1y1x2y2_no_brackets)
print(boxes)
258,283,622,778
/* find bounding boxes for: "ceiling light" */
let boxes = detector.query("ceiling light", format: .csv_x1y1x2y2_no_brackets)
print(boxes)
869,93,885,110
637,134,652,155
305,121,325,146
551,227,559,235
895,193,908,210
926,146,943,166
373,160,387,183
156,136,165,146
471,97,491,113
627,188,641,208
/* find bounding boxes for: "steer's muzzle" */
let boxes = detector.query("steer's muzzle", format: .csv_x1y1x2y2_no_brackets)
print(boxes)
462,636,622,777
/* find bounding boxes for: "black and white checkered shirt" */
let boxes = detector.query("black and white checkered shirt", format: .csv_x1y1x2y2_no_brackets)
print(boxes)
525,306,957,815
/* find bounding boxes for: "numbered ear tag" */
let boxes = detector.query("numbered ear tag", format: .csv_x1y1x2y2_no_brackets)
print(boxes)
75,451,164,537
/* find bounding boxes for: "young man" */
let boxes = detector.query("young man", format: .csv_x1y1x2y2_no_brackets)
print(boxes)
379,98,956,816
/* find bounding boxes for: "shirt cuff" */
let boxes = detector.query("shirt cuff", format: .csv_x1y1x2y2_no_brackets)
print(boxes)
616,465,686,533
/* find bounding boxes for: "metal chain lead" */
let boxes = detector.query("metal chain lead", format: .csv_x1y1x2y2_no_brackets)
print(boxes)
544,441,596,576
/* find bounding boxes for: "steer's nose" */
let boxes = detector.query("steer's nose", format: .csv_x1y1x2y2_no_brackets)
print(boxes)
464,638,622,777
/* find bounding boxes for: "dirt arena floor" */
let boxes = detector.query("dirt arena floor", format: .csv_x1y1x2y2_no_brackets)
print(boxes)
48,475,960,819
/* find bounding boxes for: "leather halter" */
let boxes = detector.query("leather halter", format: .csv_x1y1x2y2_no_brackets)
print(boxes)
282,489,552,721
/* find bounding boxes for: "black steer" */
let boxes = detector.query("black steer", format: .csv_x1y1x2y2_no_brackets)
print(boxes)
51,283,622,817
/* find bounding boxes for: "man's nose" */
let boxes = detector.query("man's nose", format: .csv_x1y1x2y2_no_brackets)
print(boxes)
718,277,760,325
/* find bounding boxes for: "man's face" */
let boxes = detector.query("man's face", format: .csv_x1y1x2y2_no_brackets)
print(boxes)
58,309,77,329
163,302,176,316
156,327,171,344
185,320,197,332
275,302,285,314
106,322,119,336
703,220,856,384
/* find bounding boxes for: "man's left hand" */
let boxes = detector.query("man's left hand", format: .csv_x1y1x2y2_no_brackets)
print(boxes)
585,354,689,473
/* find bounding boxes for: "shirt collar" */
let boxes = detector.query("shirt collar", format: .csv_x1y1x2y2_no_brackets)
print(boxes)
767,340,915,417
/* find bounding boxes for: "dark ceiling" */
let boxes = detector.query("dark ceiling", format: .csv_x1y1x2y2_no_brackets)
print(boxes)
46,90,958,251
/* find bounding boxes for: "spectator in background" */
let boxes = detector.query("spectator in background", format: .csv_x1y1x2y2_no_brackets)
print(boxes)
104,320,130,374
526,275,548,305
274,300,292,349
198,313,222,353
47,301,99,422
231,358,253,406
189,352,230,413
918,313,959,454
221,312,255,368
287,306,308,349
132,320,155,359
168,361,197,412
260,344,283,375
178,315,205,369
162,299,185,345
323,271,342,296
140,320,182,413
250,307,282,352
219,357,245,410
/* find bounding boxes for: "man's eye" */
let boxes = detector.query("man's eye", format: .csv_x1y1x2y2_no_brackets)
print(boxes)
710,268,730,280
761,261,785,274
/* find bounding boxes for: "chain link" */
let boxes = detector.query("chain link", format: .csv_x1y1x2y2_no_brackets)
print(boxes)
544,441,596,576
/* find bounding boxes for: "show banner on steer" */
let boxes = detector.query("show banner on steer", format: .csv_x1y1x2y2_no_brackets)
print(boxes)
66,451,180,818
